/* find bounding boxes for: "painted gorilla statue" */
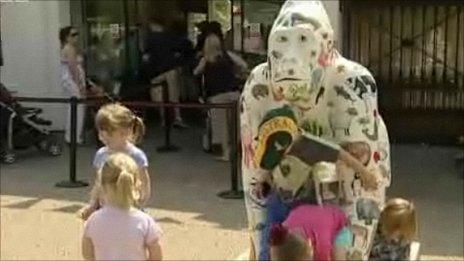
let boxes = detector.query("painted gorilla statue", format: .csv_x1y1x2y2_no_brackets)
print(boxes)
240,0,391,259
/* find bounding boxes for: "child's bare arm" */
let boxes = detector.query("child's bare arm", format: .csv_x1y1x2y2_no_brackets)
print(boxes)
147,240,162,261
338,150,378,190
80,170,101,220
89,169,102,207
139,167,151,206
81,236,95,260
333,246,348,261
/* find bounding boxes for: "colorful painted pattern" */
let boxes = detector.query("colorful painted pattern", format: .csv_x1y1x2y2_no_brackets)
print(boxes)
240,0,392,259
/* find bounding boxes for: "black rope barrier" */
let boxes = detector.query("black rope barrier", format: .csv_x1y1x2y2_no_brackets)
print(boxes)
55,97,88,188
13,96,243,199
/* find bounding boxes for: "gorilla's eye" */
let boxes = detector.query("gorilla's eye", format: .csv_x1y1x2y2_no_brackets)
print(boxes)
277,36,288,43
272,50,283,59
300,35,307,42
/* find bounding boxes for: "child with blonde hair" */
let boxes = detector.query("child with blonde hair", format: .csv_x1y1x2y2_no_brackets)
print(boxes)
81,103,151,220
82,153,162,260
270,223,313,261
370,198,417,260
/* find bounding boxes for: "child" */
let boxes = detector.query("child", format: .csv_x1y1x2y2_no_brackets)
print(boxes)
82,153,162,260
338,142,371,204
81,103,151,220
259,133,378,260
270,223,313,261
288,204,352,261
369,198,417,261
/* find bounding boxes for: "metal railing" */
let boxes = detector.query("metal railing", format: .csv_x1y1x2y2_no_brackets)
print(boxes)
13,95,243,199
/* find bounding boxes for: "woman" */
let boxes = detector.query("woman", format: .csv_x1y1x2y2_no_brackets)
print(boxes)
194,34,247,161
59,26,87,144
144,17,188,128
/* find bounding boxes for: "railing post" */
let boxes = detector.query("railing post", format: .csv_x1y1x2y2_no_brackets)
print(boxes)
56,97,88,188
218,102,243,199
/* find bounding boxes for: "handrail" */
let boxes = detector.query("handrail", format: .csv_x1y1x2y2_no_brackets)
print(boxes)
14,96,235,109
12,95,242,198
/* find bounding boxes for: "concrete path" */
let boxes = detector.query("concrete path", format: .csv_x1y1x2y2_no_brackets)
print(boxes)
1,127,462,260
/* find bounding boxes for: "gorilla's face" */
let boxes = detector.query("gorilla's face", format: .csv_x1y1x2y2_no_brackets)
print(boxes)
268,27,320,111
267,0,334,112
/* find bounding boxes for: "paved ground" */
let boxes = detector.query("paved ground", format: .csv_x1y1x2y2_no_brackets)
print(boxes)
1,126,463,260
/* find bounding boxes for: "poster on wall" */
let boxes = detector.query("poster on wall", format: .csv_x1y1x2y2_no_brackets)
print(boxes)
110,23,120,39
244,22,265,55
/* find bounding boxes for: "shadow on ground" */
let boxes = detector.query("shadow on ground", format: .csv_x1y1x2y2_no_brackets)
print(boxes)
1,126,463,255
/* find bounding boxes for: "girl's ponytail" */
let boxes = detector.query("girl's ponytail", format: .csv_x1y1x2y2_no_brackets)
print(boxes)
132,116,146,144
101,153,139,209
115,170,135,209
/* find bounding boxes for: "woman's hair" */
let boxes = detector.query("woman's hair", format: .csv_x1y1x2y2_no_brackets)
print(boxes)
95,103,145,144
380,198,417,241
207,21,224,40
59,26,74,47
270,223,313,261
100,153,140,209
203,34,224,63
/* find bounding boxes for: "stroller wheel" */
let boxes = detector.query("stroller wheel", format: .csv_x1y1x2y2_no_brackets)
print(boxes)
48,144,62,156
2,152,16,164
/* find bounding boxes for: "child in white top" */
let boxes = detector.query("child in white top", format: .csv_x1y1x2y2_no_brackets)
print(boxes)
81,103,151,220
82,153,162,260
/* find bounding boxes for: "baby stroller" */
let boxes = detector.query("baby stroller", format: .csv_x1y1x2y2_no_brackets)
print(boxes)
0,83,61,163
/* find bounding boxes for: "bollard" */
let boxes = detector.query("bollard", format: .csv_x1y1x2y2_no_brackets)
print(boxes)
56,97,88,188
218,103,244,199
157,83,180,152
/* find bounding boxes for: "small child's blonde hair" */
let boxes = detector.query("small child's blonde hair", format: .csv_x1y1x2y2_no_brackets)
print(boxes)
270,224,313,261
380,198,417,241
95,103,145,144
101,153,141,209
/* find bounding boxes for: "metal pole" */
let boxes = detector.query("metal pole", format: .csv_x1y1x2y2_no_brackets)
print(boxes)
70,97,77,182
218,102,243,199
56,97,88,188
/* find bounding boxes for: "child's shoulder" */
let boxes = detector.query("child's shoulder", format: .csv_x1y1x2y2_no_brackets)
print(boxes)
86,207,106,224
92,146,109,168
95,146,109,157
131,209,157,224
128,144,146,155
127,143,149,166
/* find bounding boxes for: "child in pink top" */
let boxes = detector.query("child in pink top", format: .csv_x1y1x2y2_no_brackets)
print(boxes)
271,204,352,261
82,153,162,261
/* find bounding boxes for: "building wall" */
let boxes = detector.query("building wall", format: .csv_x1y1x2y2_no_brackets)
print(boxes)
0,0,342,130
1,0,70,130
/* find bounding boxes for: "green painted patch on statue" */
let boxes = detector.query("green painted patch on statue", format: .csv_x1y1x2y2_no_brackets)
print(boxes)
254,106,299,170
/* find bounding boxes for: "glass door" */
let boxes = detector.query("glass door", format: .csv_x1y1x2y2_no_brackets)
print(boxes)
82,0,141,95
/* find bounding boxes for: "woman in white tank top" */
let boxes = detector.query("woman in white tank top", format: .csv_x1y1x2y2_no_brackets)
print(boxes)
59,26,86,144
